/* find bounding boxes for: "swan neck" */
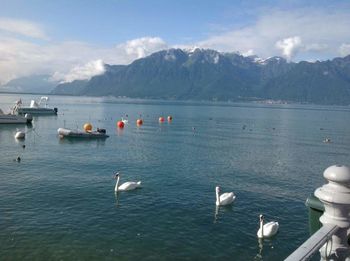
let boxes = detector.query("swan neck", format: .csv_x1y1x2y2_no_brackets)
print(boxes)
216,190,220,205
115,176,120,191
260,218,264,236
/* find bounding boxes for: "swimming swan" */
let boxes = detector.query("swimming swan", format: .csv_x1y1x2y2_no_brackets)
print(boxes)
257,214,279,238
114,172,141,192
215,186,236,206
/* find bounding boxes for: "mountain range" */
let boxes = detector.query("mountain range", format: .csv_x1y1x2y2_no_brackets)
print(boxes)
51,49,350,105
0,74,59,94
4,48,350,105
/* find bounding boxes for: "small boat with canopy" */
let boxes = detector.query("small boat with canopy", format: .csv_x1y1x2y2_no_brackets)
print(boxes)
14,97,58,115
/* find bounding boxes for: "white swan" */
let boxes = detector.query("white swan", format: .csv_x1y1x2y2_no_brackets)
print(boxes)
257,214,279,238
114,172,141,192
215,186,236,206
121,117,128,124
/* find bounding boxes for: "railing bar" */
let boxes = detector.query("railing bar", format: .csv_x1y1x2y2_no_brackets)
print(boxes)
285,224,339,261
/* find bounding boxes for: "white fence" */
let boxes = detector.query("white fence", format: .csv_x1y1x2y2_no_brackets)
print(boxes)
285,165,350,261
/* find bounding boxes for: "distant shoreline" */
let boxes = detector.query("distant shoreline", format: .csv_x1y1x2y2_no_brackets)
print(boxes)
0,91,291,104
0,90,50,95
2,92,350,110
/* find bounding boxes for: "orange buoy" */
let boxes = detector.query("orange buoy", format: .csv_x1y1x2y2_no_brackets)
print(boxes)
159,117,165,123
117,121,124,128
83,123,92,132
167,116,173,121
136,119,143,126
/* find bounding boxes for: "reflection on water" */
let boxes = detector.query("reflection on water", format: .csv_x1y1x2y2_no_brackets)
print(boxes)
213,204,234,223
114,192,120,207
255,238,264,260
58,137,107,146
255,238,277,260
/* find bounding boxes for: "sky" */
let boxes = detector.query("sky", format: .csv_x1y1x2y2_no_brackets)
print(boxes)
0,0,350,84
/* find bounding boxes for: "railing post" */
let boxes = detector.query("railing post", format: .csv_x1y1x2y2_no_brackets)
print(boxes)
315,165,350,260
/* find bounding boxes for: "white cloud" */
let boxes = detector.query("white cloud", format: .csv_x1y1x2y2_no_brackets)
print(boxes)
119,37,168,59
0,36,168,84
339,43,350,56
275,36,302,60
304,43,328,52
241,49,254,57
52,59,105,83
1,8,350,87
0,37,48,84
50,37,168,83
0,17,47,40
196,9,350,61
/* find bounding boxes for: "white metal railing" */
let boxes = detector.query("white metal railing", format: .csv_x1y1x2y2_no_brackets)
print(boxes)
285,165,350,261
285,224,339,260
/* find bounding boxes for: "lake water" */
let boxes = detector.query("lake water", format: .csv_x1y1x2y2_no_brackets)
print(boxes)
1,93,350,260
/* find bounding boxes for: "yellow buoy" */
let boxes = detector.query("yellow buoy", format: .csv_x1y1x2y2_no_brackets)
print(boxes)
83,123,92,132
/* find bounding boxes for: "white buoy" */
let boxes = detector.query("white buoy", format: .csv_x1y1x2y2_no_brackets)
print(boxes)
15,131,25,139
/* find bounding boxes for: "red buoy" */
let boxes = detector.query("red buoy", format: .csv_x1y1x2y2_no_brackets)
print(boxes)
167,116,173,121
136,119,143,126
117,121,124,128
159,117,165,123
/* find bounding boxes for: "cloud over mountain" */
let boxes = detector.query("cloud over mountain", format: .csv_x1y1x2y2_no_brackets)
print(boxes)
0,28,168,84
121,37,168,59
196,9,350,60
275,36,302,60
49,37,168,83
51,59,105,83
339,43,350,56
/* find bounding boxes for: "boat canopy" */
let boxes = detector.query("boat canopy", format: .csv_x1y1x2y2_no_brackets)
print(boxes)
39,96,49,107
29,97,49,108
30,100,39,108
40,96,49,102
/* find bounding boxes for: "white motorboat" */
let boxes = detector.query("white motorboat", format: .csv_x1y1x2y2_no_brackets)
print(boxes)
57,128,109,139
14,97,58,115
0,109,33,124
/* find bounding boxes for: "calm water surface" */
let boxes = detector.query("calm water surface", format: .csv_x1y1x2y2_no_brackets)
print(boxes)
1,94,350,260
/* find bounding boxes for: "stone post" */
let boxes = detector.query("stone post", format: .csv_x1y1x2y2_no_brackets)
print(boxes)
315,165,350,260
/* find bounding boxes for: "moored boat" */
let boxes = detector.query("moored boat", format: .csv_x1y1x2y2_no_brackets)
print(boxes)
14,97,58,115
57,127,109,139
0,109,33,124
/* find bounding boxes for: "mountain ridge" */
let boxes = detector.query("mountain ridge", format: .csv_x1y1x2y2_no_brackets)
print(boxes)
1,74,59,94
48,48,350,105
